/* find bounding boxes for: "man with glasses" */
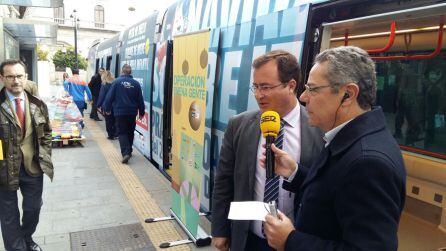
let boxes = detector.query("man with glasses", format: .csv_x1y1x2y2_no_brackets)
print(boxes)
212,50,323,251
0,59,53,251
263,46,406,251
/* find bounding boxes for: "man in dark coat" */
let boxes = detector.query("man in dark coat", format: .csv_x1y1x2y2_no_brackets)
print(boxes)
88,67,104,121
264,46,406,251
103,64,144,164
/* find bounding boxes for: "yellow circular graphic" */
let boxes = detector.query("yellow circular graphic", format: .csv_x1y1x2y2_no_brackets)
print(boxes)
188,101,201,131
173,94,182,114
182,60,189,75
145,38,150,55
200,50,208,69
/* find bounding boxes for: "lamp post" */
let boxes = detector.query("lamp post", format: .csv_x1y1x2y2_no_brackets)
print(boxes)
70,9,79,68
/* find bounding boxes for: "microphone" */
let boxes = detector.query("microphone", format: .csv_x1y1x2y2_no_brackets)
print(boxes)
260,111,281,179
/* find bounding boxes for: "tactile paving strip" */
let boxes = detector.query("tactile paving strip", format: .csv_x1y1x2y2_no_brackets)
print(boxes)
85,119,190,251
70,223,155,251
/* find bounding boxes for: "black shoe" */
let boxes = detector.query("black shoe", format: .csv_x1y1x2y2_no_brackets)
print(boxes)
107,136,116,140
94,118,103,121
27,241,43,251
122,155,131,164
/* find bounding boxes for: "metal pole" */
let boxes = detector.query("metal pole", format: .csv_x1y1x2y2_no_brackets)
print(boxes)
74,17,78,68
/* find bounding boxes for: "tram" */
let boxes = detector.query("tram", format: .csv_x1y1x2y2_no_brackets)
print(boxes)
87,0,446,231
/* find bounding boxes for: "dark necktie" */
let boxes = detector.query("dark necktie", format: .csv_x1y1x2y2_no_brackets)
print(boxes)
15,98,25,136
263,119,285,203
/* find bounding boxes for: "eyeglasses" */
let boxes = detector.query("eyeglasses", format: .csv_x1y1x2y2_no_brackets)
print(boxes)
250,83,285,94
304,84,331,95
4,75,25,81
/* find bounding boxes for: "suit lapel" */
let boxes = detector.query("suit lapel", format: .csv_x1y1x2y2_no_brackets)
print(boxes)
247,113,261,196
299,105,312,167
24,95,33,138
301,146,330,189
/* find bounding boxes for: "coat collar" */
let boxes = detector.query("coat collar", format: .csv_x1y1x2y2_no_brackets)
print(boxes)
328,107,387,157
301,107,386,189
0,88,43,124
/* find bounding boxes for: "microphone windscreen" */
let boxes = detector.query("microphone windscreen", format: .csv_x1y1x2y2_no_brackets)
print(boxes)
260,111,281,138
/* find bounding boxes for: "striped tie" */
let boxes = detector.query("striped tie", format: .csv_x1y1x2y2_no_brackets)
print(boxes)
263,119,285,203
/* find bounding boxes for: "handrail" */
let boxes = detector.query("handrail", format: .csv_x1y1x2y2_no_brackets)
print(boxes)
366,21,396,54
371,17,444,61
344,30,349,46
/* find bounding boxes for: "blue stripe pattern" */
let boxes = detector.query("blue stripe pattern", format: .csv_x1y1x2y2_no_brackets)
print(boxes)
263,119,285,203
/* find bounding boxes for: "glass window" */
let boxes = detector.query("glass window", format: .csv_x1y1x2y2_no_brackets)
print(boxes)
94,5,104,28
375,52,446,158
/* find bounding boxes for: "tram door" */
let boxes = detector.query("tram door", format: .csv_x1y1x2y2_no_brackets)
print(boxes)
318,4,446,159
305,1,446,234
162,41,174,174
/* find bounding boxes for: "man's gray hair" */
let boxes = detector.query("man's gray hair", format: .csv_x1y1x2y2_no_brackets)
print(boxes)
315,46,376,109
122,64,132,75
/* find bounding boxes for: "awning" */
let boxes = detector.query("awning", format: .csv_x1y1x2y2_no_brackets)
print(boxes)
0,0,63,7
2,17,57,45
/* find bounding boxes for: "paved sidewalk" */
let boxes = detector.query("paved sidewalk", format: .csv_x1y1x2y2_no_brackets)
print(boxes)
0,111,214,251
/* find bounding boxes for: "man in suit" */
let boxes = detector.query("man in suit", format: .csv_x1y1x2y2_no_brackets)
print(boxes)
211,50,324,251
0,59,54,251
264,46,406,251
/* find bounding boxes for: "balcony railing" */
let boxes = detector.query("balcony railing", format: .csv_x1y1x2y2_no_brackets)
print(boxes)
50,17,124,31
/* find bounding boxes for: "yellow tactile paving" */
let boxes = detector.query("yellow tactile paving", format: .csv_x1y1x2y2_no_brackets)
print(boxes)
85,119,191,251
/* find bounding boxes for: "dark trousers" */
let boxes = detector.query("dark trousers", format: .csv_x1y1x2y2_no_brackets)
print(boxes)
90,95,99,119
115,115,137,157
105,113,117,138
245,231,274,251
0,167,43,251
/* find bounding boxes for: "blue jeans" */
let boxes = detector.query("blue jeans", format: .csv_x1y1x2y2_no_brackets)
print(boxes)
74,100,86,128
0,167,43,251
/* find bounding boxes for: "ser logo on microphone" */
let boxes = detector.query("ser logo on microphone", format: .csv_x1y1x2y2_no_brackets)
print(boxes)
260,115,277,123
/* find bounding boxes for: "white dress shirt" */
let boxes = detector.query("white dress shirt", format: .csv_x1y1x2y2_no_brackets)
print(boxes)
251,101,301,238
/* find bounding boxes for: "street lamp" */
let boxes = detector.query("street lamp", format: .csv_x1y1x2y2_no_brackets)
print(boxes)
70,9,79,68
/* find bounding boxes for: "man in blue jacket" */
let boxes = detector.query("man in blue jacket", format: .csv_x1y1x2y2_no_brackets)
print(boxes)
263,46,406,251
64,68,92,128
103,64,144,163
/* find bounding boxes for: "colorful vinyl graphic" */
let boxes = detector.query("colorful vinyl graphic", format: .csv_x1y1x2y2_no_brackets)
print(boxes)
171,30,210,237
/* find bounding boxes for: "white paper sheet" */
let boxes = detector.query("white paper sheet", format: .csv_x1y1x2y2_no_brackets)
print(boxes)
228,201,270,221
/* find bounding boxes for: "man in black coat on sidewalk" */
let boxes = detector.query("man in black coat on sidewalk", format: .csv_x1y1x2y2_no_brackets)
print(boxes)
88,67,104,121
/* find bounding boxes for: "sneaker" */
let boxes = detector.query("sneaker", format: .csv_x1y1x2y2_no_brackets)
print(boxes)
122,155,131,164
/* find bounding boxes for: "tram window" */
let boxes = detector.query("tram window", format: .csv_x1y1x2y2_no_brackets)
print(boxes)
114,54,120,78
95,59,99,73
106,56,112,71
375,52,446,158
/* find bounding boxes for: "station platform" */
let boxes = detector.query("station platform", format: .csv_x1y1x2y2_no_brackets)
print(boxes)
0,113,213,251
0,108,445,251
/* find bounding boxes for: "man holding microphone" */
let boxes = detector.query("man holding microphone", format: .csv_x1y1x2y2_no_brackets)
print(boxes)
211,50,323,250
263,46,406,251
